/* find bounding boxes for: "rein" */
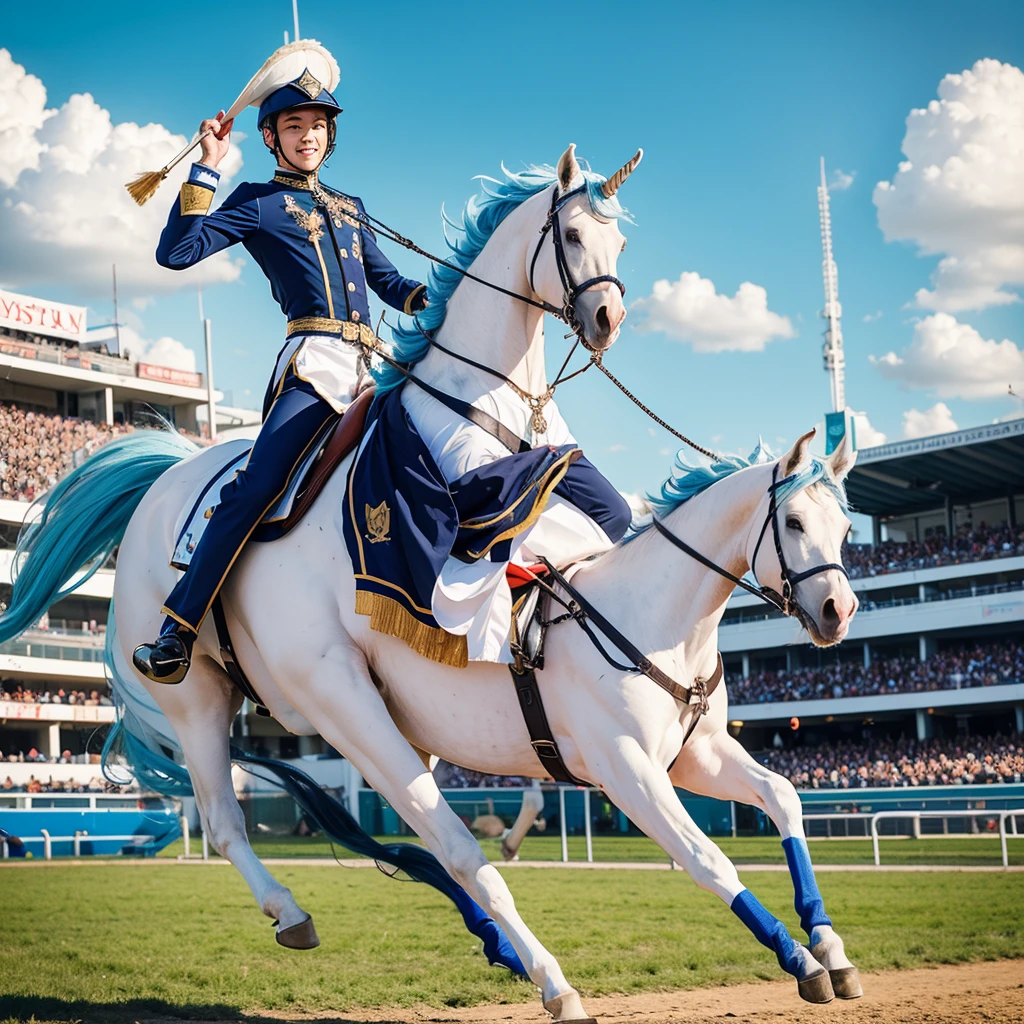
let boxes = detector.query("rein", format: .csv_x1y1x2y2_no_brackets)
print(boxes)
329,181,723,463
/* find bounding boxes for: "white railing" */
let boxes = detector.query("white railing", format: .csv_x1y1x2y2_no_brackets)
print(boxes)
1,828,156,859
869,809,1024,867
557,787,594,862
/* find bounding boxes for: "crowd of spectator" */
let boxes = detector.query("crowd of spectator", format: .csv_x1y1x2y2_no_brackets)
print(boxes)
0,404,131,502
433,761,533,788
0,686,112,706
843,522,1024,579
758,734,1023,789
0,773,131,794
728,640,1024,705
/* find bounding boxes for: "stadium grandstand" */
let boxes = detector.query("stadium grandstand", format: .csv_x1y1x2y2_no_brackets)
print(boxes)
2,289,1022,847
0,287,261,798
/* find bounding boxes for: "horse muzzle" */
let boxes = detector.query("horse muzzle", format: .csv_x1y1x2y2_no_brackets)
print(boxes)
575,283,626,353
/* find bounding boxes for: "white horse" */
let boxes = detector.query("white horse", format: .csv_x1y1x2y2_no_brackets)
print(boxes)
0,154,863,1020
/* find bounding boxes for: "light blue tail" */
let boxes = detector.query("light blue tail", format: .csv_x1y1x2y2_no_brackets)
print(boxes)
0,430,198,645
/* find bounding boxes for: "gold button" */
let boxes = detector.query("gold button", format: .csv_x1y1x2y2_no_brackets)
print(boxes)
348,282,356,292
351,310,360,321
339,248,348,258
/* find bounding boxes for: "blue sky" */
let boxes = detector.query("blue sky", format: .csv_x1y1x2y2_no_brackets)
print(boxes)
2,0,1023,499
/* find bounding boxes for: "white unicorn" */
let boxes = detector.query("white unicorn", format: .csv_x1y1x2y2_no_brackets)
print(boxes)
1,155,862,1021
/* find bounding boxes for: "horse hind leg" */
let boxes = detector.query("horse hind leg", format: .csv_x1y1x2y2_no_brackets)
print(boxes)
158,655,316,947
502,784,545,861
276,636,591,1020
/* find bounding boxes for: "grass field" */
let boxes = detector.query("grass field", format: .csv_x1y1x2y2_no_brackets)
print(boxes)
1,857,1021,1023
156,831,1024,867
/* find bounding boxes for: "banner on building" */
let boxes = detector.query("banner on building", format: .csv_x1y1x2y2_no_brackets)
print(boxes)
0,289,88,344
137,362,202,389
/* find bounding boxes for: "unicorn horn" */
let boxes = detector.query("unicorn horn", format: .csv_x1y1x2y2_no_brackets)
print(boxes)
601,148,644,198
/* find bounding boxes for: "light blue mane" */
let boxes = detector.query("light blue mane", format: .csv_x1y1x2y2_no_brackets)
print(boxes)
374,162,631,391
631,440,848,537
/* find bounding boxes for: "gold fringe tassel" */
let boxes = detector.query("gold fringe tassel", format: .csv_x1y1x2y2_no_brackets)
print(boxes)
126,168,170,207
355,591,468,668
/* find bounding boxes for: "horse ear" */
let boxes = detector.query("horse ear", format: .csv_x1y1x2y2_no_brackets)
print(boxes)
557,143,580,192
828,431,857,482
782,429,816,476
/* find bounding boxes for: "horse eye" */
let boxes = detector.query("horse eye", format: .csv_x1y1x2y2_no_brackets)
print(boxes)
620,240,627,253
565,228,581,245
786,517,804,533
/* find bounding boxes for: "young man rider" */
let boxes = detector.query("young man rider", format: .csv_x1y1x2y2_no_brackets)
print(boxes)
133,48,427,685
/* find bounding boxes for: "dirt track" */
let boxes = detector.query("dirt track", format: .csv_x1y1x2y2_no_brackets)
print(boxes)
240,959,1024,1024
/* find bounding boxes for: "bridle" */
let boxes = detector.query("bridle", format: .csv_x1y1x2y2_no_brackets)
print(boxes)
366,180,627,436
528,183,626,348
652,462,849,619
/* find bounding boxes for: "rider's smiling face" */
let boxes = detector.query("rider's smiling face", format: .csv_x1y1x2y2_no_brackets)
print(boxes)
265,107,331,172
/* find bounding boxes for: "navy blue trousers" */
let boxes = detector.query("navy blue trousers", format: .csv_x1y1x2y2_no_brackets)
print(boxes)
163,381,336,633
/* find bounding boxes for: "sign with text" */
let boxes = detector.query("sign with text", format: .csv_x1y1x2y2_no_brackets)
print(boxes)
0,289,88,344
137,362,202,389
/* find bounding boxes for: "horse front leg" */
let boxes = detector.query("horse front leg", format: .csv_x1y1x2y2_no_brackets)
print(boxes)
670,731,861,998
598,738,835,1004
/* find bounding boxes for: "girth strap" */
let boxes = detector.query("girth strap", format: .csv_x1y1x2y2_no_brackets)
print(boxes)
509,660,590,786
212,597,271,717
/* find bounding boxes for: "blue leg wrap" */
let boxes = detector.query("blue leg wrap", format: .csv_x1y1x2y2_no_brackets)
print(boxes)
783,836,832,935
731,889,804,976
448,885,527,976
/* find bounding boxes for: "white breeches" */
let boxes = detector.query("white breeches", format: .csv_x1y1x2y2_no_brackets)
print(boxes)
402,383,616,663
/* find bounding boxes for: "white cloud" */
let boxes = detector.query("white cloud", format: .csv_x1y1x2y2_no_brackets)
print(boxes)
902,402,958,439
873,59,1024,313
850,410,887,448
118,324,197,372
862,310,883,323
872,312,1024,399
829,169,855,192
0,49,50,187
631,271,794,352
607,443,627,453
0,49,245,294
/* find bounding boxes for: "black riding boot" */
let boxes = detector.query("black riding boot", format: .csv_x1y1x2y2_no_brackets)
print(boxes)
132,618,195,685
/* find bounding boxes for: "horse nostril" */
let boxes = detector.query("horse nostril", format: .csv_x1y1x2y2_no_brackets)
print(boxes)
822,598,840,629
595,304,610,335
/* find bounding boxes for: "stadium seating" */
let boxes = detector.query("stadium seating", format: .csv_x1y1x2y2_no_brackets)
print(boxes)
729,639,1024,704
843,524,1024,579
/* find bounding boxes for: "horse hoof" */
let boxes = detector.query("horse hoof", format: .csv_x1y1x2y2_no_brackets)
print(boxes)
797,967,835,1004
544,992,596,1022
829,966,863,999
275,914,320,950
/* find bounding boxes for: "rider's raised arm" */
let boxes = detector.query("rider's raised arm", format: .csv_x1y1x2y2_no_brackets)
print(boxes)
357,205,427,315
156,163,260,271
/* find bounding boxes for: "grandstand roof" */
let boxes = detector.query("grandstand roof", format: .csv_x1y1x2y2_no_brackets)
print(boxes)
847,416,1024,518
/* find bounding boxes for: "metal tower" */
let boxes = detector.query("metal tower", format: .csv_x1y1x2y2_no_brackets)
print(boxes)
817,157,845,412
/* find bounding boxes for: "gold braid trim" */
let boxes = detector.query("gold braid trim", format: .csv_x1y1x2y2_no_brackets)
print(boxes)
179,183,214,216
403,284,427,315
355,591,468,668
